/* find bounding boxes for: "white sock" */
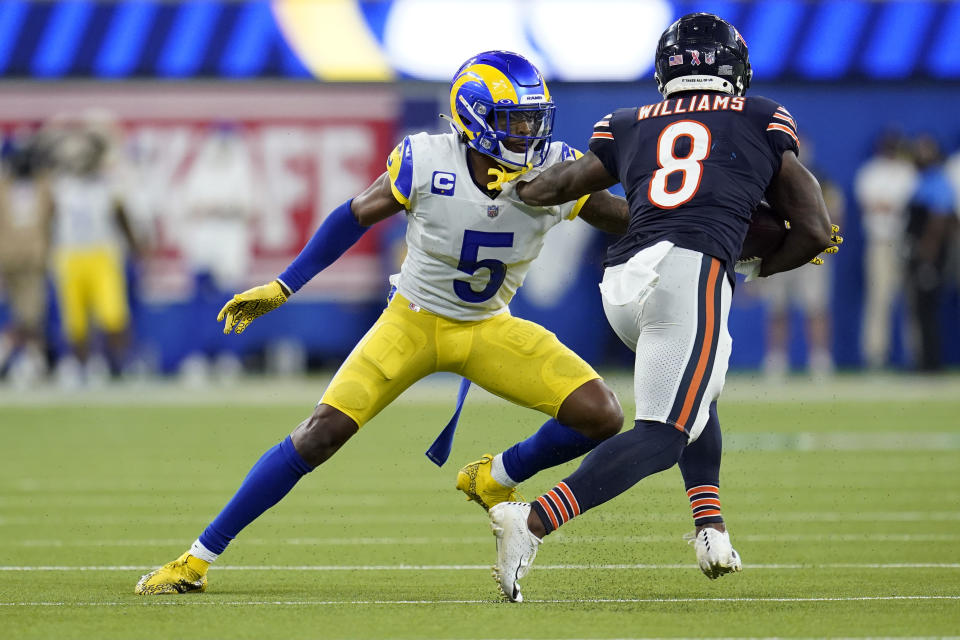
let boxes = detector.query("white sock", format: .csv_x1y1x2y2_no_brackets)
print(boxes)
189,539,219,563
490,453,518,487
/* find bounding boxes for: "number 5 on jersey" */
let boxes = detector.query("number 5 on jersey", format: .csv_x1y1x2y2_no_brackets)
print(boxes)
454,230,514,303
649,120,712,209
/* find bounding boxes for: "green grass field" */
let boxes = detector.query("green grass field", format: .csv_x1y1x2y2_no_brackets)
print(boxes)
2,374,959,639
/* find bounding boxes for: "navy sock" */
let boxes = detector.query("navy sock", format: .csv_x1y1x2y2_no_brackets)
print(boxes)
531,420,686,533
501,418,600,483
679,402,724,526
198,435,313,554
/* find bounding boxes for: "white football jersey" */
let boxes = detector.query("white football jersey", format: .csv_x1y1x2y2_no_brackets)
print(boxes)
50,173,124,250
386,132,589,321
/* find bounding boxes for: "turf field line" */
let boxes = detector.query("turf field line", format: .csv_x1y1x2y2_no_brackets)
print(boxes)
5,510,959,523
4,511,960,525
2,562,958,571
592,511,960,523
723,432,960,451
2,595,959,607
8,532,960,547
11,536,495,547
5,511,960,524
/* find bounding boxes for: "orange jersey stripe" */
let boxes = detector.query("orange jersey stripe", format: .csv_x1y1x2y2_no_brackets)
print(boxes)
591,132,614,140
686,484,719,497
691,498,722,509
675,258,721,428
557,482,580,516
772,112,797,129
767,123,799,146
536,496,560,530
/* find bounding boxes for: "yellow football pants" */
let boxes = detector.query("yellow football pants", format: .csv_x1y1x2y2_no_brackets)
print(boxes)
52,247,130,344
321,293,600,427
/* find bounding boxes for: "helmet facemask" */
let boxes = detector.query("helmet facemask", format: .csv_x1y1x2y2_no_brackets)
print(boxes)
467,102,555,169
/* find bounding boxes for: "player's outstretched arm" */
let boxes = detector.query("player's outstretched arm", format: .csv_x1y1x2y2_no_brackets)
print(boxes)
760,151,833,277
517,151,618,207
218,172,404,335
577,190,630,235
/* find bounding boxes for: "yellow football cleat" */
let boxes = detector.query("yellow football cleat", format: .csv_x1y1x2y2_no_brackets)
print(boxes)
135,552,209,595
456,454,523,511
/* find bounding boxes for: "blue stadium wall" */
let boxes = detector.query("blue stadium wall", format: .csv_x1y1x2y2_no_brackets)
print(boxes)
108,81,957,373
1,0,958,372
540,81,960,370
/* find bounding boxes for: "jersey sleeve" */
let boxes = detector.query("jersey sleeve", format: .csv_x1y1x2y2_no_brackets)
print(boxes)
386,136,414,210
587,112,620,181
555,142,591,220
765,103,800,157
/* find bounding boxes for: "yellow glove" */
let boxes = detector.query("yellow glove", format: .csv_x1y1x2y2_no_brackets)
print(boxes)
217,280,288,335
810,224,843,265
487,162,532,191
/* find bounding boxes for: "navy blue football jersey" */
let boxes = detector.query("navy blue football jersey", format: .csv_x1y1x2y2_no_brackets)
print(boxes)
588,92,800,279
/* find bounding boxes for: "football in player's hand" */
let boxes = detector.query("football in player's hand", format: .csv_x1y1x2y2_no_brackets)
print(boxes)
739,201,788,260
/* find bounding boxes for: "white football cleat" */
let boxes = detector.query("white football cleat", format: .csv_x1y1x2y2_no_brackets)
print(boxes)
489,502,541,602
690,527,742,579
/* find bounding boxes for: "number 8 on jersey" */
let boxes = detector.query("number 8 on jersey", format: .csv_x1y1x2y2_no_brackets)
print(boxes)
649,120,712,209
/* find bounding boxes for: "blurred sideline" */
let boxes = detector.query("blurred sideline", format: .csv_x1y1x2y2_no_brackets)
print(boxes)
1,371,958,408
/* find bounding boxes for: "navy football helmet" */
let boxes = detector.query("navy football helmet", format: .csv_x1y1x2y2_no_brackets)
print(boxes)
448,50,555,168
654,13,752,98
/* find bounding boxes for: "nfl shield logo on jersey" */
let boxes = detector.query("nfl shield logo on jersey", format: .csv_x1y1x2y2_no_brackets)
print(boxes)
487,205,500,218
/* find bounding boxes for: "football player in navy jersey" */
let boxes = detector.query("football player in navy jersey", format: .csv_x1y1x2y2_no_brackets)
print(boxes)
485,13,840,602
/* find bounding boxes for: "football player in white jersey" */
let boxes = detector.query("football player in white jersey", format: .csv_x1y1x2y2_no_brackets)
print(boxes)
136,51,630,595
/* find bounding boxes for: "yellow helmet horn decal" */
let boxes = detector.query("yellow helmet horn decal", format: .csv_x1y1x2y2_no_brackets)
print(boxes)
450,64,522,140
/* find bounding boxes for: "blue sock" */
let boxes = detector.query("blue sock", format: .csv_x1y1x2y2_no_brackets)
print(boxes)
531,420,686,533
501,418,600,484
198,436,313,555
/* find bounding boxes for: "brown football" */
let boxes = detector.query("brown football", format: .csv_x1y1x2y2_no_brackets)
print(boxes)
739,201,788,260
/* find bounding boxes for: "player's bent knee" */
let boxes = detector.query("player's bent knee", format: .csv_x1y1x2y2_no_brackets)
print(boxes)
290,404,359,467
594,385,624,440
559,380,624,441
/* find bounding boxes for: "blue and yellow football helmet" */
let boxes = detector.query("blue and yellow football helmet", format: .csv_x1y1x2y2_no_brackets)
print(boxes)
448,51,555,169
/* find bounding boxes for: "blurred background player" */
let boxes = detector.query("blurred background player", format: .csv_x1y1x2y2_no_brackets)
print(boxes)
135,51,630,595
854,131,917,370
0,132,53,387
47,124,142,385
176,123,258,383
757,138,845,379
904,135,957,372
490,13,838,602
